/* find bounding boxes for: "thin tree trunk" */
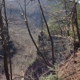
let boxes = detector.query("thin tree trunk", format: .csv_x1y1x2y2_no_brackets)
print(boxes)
18,0,52,67
3,0,12,79
74,2,80,46
64,0,70,36
0,9,10,80
38,0,54,65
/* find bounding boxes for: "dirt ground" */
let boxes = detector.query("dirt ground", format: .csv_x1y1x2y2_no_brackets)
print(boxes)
59,50,80,80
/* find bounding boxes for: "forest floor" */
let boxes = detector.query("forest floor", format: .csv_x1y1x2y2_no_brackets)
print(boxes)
59,50,80,80
24,49,80,80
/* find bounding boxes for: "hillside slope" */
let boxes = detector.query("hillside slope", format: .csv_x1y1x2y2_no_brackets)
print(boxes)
59,50,80,80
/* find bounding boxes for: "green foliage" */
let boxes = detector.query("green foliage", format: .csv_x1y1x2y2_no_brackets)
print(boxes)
41,73,58,80
40,63,59,80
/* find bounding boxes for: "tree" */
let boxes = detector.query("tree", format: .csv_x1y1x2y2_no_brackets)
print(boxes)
0,0,12,80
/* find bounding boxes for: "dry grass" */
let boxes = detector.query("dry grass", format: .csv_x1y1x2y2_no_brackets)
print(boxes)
59,50,80,80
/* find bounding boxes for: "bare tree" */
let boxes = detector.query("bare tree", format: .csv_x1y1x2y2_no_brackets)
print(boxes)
38,0,54,65
0,8,10,80
0,0,12,80
17,0,52,67
3,0,12,80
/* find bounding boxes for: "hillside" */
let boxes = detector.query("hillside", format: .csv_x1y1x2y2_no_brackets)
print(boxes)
0,0,41,80
0,0,80,80
59,50,80,80
0,0,58,80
